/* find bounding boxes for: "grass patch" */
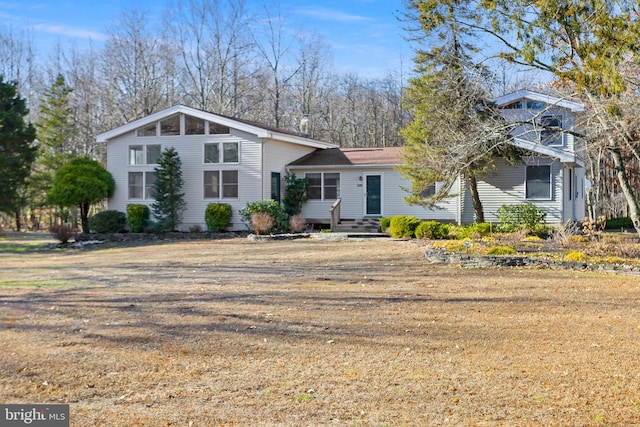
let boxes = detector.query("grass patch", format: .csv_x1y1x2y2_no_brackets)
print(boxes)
0,233,55,253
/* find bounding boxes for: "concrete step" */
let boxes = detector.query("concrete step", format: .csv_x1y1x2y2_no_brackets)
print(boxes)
333,218,382,233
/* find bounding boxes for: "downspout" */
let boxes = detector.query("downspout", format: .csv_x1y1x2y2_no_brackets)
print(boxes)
560,166,565,224
457,174,462,225
571,167,576,221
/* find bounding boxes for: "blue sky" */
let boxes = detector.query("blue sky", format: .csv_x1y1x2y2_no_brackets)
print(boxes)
4,0,412,78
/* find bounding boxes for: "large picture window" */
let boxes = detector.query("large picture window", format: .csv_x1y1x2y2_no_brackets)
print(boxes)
526,165,551,200
204,170,238,199
305,172,340,201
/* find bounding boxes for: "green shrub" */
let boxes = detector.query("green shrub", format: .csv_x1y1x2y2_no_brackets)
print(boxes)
205,203,232,232
448,223,493,240
127,204,150,233
487,245,517,255
239,200,288,233
389,215,421,238
282,174,309,216
468,222,492,237
415,220,450,239
496,203,547,233
380,217,391,232
89,210,127,233
605,217,633,230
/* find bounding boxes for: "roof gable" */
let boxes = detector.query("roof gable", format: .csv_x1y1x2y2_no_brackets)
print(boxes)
493,89,585,112
96,105,336,149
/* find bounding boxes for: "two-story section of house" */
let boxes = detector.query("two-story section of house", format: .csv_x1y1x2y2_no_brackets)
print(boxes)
97,105,336,231
458,90,586,224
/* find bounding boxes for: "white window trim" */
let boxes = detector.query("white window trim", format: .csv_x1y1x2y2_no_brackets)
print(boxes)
305,172,341,202
129,144,162,165
203,142,240,165
525,165,552,201
539,115,564,147
203,169,239,200
128,171,156,200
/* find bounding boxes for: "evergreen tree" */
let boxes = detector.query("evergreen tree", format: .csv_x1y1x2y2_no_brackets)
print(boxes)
400,1,520,223
0,77,37,230
47,156,115,234
37,74,77,172
31,74,77,225
151,147,186,232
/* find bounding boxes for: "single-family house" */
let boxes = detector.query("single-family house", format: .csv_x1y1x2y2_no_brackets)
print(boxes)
98,90,585,232
97,105,336,231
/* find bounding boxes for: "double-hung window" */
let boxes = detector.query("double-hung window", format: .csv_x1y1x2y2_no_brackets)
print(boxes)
204,170,238,199
539,115,563,146
306,173,340,201
128,171,157,200
526,165,551,200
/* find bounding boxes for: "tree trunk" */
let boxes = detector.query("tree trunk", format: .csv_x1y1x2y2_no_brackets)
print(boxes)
80,202,90,234
14,210,21,232
468,173,485,223
609,147,640,237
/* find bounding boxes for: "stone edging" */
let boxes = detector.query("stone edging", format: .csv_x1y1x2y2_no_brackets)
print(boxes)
424,246,640,275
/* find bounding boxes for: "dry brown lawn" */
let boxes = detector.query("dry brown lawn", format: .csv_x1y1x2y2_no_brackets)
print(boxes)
2,234,640,426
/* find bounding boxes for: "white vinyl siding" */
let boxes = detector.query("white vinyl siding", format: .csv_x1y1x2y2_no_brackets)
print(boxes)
292,167,459,222
461,158,563,224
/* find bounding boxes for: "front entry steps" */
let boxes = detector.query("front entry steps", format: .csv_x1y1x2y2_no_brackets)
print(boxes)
332,218,382,233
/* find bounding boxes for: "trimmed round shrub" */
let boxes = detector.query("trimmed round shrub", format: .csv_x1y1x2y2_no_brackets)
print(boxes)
205,203,232,232
389,215,421,238
127,204,150,233
89,210,127,233
415,220,450,239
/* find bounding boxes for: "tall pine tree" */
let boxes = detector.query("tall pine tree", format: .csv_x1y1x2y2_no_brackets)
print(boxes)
0,77,37,230
30,74,77,225
400,1,519,223
151,147,186,232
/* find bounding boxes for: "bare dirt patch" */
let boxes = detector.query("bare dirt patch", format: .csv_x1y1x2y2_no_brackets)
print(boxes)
2,236,640,426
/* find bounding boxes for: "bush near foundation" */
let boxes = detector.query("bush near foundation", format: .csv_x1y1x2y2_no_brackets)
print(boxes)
415,220,450,239
389,215,421,238
205,203,232,232
127,204,150,233
89,210,127,233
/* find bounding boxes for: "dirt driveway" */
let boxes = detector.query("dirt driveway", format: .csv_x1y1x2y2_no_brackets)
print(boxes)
1,236,640,426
